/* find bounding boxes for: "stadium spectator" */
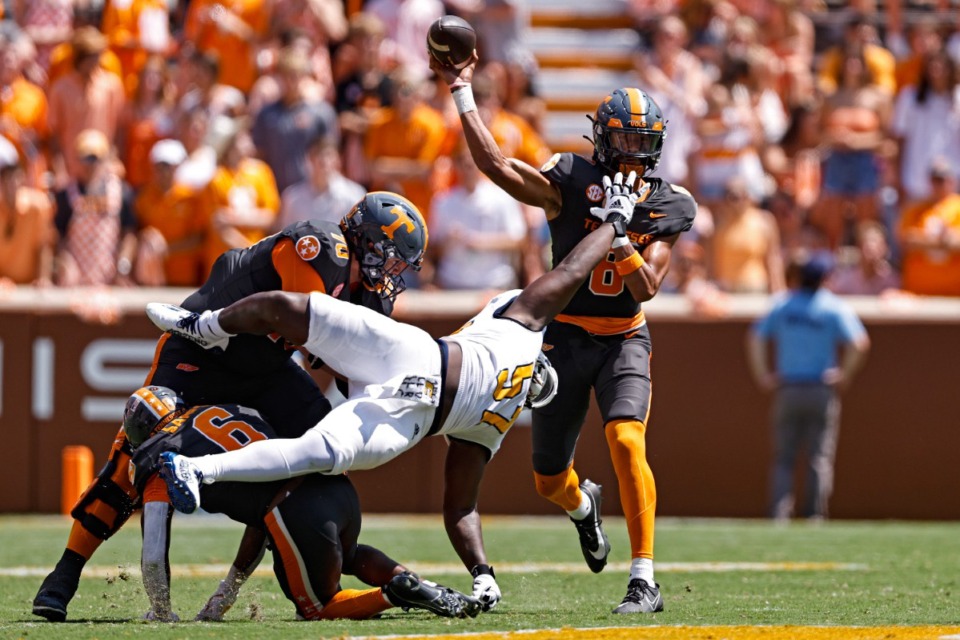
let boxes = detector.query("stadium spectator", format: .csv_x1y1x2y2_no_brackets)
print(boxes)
890,51,960,206
808,50,892,249
0,34,49,185
333,13,393,186
364,67,448,224
363,0,443,80
817,13,896,96
134,139,206,286
0,136,55,285
177,50,246,120
708,176,785,293
887,16,941,92
47,26,126,183
759,0,815,108
184,0,271,94
13,0,75,70
691,82,766,206
53,129,138,286
200,115,280,275
747,250,870,521
827,221,900,296
116,55,176,190
632,15,708,185
276,135,364,230
100,0,171,95
765,100,822,217
897,158,960,297
267,0,348,102
251,47,339,194
427,144,526,290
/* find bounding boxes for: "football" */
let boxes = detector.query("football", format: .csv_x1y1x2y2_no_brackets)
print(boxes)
427,15,477,69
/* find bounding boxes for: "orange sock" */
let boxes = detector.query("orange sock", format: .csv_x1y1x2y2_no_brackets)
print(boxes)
605,419,656,559
534,465,583,512
66,520,104,560
316,588,391,620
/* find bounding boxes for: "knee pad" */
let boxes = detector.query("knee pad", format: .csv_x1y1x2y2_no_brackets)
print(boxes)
70,440,140,541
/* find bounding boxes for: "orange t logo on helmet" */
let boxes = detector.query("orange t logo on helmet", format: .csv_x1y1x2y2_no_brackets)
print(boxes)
381,205,415,240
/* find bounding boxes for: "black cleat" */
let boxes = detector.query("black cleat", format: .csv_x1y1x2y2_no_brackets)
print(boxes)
571,479,611,573
612,578,664,614
383,572,480,618
32,553,84,622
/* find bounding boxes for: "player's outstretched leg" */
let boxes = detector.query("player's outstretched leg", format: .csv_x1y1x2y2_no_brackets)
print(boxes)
613,578,663,614
159,452,203,513
383,572,482,618
32,549,86,622
570,479,611,573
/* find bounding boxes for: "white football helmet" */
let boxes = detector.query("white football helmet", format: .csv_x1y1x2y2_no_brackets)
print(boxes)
526,351,559,409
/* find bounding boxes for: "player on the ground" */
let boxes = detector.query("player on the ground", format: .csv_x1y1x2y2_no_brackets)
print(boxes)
430,50,697,613
32,191,428,622
122,385,480,621
146,178,639,612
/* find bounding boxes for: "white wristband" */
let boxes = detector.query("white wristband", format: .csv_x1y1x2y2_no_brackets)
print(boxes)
612,235,632,249
452,85,477,115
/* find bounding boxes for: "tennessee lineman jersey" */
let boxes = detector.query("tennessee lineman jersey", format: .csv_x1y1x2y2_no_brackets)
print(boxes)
130,404,284,523
181,219,390,374
541,153,696,327
442,290,545,456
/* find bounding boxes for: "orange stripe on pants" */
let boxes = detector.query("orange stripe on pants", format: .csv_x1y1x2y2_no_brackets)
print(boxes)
264,508,323,619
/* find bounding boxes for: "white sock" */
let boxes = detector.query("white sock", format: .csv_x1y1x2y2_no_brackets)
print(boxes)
201,309,235,339
630,558,654,584
566,490,592,520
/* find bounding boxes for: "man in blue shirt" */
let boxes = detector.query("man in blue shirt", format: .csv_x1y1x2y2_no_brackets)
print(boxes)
746,252,871,520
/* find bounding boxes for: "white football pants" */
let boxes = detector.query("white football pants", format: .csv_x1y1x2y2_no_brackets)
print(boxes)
193,292,442,481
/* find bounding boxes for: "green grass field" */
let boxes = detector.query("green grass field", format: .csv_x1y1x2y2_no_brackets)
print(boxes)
2,514,959,639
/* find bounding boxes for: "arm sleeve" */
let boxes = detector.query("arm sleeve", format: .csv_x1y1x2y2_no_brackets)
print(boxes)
141,499,174,617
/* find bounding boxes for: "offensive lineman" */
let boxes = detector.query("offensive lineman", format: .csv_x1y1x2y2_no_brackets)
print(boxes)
32,191,428,622
147,175,641,613
123,386,480,621
430,50,697,613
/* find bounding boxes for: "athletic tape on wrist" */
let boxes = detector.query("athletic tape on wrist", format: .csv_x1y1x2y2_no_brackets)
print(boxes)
452,84,477,114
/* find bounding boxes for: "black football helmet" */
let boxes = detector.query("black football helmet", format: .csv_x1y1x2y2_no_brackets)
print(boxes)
122,386,185,447
588,88,666,174
341,191,428,301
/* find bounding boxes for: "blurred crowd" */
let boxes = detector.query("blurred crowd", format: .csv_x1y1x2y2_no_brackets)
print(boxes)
0,0,959,303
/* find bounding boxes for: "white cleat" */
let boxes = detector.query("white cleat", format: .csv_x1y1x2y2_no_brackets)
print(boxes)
146,303,232,350
159,451,203,514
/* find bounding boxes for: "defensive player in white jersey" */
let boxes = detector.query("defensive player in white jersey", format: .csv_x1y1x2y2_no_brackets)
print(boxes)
147,174,641,612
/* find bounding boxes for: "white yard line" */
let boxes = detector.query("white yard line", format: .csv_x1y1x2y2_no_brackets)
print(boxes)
0,560,867,578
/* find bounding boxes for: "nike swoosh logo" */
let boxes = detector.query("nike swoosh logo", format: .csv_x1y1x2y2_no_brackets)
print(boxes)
649,212,667,219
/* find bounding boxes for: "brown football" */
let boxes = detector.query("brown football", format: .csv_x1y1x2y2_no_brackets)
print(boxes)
427,15,477,69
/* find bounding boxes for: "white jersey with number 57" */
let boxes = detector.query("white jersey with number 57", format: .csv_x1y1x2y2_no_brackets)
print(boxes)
440,290,545,457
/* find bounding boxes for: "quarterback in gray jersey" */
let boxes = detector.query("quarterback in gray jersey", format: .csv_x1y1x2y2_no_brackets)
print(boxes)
145,180,639,614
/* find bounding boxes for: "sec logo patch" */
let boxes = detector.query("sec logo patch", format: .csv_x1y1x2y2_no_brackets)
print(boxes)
296,235,321,261
586,184,604,202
